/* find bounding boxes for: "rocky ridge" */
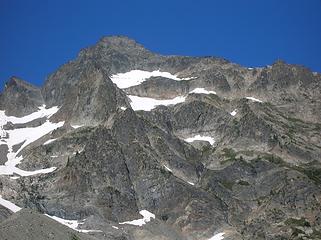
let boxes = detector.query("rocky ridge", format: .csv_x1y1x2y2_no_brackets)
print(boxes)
0,36,320,240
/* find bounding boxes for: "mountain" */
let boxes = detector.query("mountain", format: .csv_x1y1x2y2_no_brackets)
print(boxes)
0,36,320,240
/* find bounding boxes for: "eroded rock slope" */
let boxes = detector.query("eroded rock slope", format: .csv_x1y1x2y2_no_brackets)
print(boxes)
0,36,320,240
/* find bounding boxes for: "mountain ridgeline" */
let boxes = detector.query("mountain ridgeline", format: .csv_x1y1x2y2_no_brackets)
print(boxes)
0,36,320,240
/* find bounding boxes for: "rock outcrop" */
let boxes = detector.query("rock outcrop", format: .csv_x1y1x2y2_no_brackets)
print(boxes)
0,36,320,240
0,76,44,117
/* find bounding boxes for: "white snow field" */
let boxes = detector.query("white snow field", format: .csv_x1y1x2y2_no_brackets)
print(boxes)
0,195,22,213
110,70,193,89
111,71,220,111
71,124,84,129
184,135,215,145
246,97,263,103
128,95,186,111
230,109,237,116
190,88,216,95
0,105,64,176
119,210,155,227
208,232,225,240
43,138,57,145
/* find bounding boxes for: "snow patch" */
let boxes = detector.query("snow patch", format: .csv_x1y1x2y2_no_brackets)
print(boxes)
44,138,57,145
230,110,237,116
187,181,195,186
184,135,215,145
110,70,193,89
78,229,103,233
128,95,186,111
45,215,101,233
0,195,22,213
119,210,155,227
0,105,58,138
120,107,127,111
7,167,57,177
71,124,83,129
208,232,225,240
0,106,63,176
5,120,63,156
164,165,172,172
1,105,59,124
0,188,100,233
112,226,119,229
246,97,263,103
189,88,216,95
78,148,84,154
46,215,80,230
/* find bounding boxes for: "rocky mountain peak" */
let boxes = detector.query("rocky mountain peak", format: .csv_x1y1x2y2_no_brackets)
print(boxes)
5,76,33,89
77,36,156,68
0,36,320,240
0,76,44,117
2,76,44,95
98,35,146,49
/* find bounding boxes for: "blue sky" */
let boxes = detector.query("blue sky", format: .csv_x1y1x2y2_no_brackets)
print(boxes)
1,0,321,90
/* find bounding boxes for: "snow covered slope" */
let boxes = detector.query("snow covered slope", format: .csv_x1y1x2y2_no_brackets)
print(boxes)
128,95,186,111
0,105,64,176
110,70,193,89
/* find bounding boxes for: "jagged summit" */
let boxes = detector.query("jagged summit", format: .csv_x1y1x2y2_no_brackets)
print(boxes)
0,76,44,116
0,36,321,240
99,35,146,48
4,76,38,90
77,35,156,67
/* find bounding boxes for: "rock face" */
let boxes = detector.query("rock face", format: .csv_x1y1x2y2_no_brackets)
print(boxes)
0,205,12,223
0,36,320,240
0,76,44,117
41,61,130,125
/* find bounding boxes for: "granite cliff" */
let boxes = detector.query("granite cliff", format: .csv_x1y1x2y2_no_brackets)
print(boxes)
0,36,320,240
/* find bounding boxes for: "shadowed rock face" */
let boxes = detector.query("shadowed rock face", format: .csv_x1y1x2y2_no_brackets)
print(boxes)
47,64,131,125
39,127,140,222
1,36,321,240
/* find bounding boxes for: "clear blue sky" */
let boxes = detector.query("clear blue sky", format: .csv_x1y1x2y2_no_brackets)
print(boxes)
1,0,321,90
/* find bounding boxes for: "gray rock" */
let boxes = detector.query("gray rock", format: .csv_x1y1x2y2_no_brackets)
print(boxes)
1,36,321,240
0,76,44,117
0,205,12,223
0,209,98,240
0,144,8,165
